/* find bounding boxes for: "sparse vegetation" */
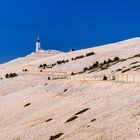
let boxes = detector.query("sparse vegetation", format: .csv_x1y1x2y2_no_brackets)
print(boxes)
43,64,47,69
72,52,95,60
75,108,90,115
64,89,68,92
24,103,31,107
132,54,140,58
5,73,18,79
65,116,78,123
38,51,96,70
23,69,28,72
71,55,85,60
82,56,120,73
49,133,64,140
91,118,96,122
57,60,69,65
114,56,120,61
44,83,48,86
38,60,69,70
135,67,140,71
130,61,138,65
85,52,95,57
103,75,107,81
71,72,74,75
122,68,131,73
45,118,52,122
39,64,43,68
132,65,140,69
116,68,123,72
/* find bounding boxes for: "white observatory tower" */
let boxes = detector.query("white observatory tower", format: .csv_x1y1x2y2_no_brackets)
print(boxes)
36,37,41,52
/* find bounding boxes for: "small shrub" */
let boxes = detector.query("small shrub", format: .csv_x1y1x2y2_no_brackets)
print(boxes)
65,116,78,123
5,73,9,79
130,62,138,65
39,64,43,68
132,65,140,69
49,133,64,140
5,73,18,79
72,55,85,60
91,118,96,122
45,118,52,122
114,56,120,61
43,64,47,69
75,55,84,60
44,83,48,86
135,67,140,71
92,61,99,68
24,103,31,107
86,52,95,57
122,68,131,73
57,60,69,65
107,58,113,63
64,89,68,92
48,77,51,80
23,69,28,72
116,68,122,72
75,108,90,115
133,54,140,58
103,75,107,81
71,72,74,75
103,60,107,65
83,67,88,72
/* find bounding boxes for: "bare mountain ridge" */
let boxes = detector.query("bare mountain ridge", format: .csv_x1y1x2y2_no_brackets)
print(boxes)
0,38,140,140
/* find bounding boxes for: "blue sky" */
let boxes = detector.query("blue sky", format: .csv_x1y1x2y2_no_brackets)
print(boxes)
0,0,140,63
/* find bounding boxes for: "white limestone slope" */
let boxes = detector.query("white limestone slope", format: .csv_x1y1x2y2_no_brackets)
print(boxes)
29,37,140,73
0,38,140,140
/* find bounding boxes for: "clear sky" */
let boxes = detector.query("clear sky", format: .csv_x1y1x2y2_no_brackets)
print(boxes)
0,0,140,63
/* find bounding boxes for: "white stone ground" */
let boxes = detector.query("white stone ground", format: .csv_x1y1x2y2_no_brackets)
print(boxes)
0,38,140,140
